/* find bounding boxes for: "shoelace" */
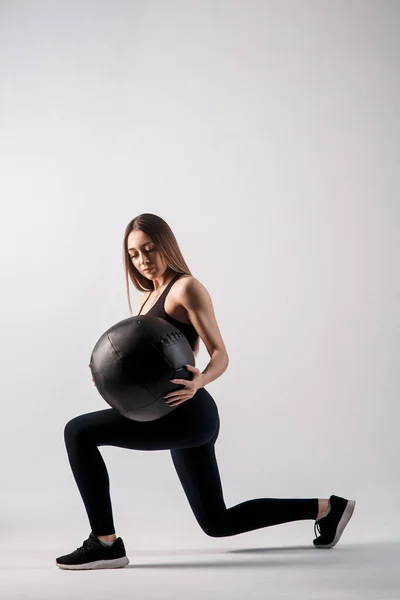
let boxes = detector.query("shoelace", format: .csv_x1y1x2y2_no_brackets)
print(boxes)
314,509,331,539
77,536,99,555
314,519,322,539
314,501,334,539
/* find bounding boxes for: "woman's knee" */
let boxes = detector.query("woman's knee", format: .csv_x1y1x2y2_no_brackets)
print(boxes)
197,517,225,538
201,524,225,538
64,414,91,443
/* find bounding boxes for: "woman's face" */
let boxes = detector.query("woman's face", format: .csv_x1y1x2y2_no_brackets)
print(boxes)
127,230,166,279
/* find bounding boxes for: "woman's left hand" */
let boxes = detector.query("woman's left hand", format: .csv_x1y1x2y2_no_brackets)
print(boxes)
163,364,204,407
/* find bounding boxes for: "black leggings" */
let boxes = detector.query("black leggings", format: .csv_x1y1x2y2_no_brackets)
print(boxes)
64,388,318,536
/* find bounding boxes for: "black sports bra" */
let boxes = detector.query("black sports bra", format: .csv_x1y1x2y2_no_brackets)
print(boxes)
137,272,198,351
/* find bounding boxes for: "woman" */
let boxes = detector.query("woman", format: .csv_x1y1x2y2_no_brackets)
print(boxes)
56,213,355,570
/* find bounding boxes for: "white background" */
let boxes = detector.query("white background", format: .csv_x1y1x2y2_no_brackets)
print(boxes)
0,0,398,550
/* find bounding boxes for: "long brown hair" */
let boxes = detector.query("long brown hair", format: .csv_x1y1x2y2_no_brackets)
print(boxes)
122,213,200,357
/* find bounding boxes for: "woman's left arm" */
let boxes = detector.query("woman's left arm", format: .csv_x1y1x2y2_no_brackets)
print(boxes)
181,278,229,387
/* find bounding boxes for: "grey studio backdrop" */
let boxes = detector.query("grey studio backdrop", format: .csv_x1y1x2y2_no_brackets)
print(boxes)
0,0,398,551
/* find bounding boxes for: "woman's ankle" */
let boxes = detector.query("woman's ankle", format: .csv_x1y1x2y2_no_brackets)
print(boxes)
316,498,330,520
97,533,117,542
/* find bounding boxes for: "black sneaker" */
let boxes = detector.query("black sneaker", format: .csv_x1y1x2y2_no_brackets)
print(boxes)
313,494,356,549
56,532,130,570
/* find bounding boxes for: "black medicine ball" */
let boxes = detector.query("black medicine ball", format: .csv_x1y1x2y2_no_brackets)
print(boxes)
89,315,195,422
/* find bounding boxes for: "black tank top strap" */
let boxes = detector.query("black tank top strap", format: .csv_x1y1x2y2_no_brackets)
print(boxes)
137,294,149,315
138,272,183,316
161,272,183,298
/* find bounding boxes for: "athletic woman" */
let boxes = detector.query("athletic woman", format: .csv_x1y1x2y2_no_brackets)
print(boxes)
56,213,355,570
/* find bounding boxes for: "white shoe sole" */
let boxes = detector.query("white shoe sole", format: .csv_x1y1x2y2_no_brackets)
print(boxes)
56,555,130,570
314,499,356,549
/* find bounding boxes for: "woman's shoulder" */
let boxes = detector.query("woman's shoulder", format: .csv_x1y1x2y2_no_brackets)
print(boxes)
175,274,203,292
177,273,194,285
173,274,211,303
